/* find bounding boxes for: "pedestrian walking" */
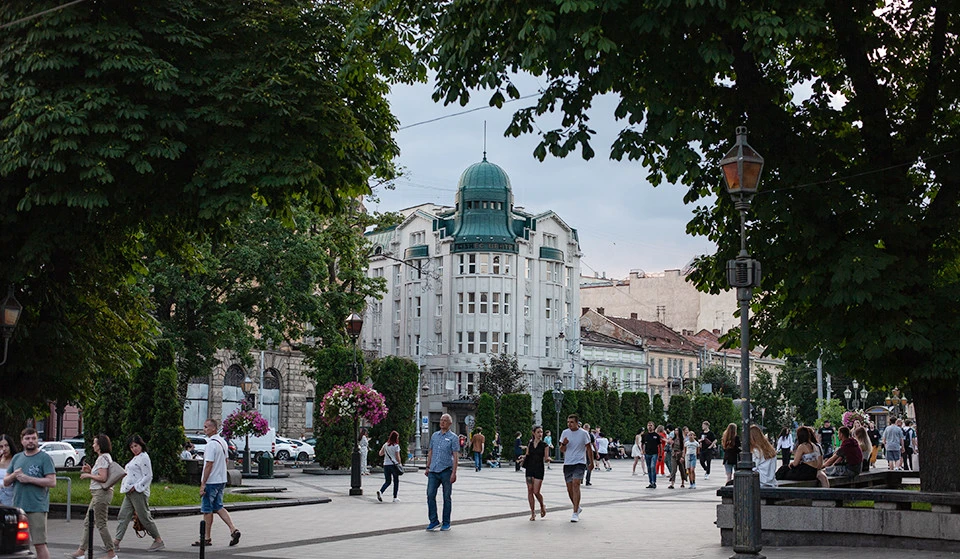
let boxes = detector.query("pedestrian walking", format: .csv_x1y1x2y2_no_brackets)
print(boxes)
640,422,662,488
544,430,554,469
470,428,485,472
867,421,881,467
3,428,56,559
902,420,917,471
698,421,717,480
583,424,596,486
358,428,370,475
655,425,667,475
854,426,872,473
0,434,16,507
595,432,612,471
684,430,700,489
667,426,687,489
882,417,904,470
425,413,459,532
631,427,646,476
194,419,241,547
113,434,165,553
377,430,404,502
521,426,549,521
721,423,740,483
559,414,593,522
776,427,794,468
66,434,118,559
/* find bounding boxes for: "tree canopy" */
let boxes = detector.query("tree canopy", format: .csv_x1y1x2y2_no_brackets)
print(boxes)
0,0,401,430
379,0,960,490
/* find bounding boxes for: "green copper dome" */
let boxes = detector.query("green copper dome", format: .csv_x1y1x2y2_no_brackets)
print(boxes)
451,158,518,253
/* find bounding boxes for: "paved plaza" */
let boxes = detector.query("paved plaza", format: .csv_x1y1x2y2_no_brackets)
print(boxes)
44,458,950,559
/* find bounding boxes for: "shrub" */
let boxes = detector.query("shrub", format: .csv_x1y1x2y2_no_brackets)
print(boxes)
475,393,496,460
368,356,418,460
306,345,365,469
499,393,532,461
150,366,186,482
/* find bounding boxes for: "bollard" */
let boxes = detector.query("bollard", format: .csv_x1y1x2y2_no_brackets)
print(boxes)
199,519,206,559
56,475,72,522
87,507,95,559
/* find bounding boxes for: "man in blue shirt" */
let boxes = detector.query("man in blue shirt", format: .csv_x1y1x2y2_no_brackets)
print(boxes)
3,428,56,559
425,413,459,531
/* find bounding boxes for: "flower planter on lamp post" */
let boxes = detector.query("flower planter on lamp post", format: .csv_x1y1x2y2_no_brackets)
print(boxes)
345,313,364,496
720,126,765,559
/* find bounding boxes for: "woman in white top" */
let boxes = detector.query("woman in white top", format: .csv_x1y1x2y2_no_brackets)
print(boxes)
0,434,16,506
67,434,118,558
376,430,403,502
359,428,371,475
113,434,165,552
631,428,647,476
776,427,794,468
749,426,778,488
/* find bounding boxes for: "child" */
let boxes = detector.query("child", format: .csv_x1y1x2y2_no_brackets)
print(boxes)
684,431,700,489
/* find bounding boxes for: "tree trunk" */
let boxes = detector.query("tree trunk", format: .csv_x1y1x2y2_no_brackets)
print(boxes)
912,378,960,492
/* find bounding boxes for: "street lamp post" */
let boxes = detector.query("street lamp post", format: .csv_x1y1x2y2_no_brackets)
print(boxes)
720,126,765,559
551,379,564,462
885,388,907,419
240,375,255,474
0,286,23,367
346,313,364,496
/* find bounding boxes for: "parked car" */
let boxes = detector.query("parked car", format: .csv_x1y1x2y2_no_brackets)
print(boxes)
61,438,85,452
231,428,276,461
186,435,238,460
0,505,35,558
274,437,314,461
287,439,315,462
38,441,79,468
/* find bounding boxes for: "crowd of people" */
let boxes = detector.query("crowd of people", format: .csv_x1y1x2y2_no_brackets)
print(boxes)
0,412,920,554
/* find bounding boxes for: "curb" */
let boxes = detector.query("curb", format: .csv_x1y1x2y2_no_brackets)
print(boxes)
48,496,330,520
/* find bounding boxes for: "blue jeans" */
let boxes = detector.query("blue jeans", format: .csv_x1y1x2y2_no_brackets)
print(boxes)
426,469,453,526
473,451,483,470
380,464,400,498
644,454,658,485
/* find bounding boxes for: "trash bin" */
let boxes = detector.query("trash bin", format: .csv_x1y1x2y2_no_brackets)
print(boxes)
257,452,274,479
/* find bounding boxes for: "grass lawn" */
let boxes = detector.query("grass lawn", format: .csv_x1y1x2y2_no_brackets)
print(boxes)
844,500,932,511
50,473,270,507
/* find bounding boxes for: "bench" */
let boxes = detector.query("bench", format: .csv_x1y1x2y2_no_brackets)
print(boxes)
716,471,960,551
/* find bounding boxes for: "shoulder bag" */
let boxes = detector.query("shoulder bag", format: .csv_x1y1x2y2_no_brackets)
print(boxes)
102,461,127,489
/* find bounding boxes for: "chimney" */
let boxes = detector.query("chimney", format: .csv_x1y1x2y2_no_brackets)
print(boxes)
581,307,589,316
597,307,605,316
630,312,638,320
712,329,720,335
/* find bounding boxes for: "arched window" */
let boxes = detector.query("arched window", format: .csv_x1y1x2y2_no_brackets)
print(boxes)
182,375,209,432
221,365,245,423
261,368,281,430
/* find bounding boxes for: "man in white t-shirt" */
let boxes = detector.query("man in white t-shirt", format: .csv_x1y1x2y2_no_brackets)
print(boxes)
559,414,594,523
197,419,241,547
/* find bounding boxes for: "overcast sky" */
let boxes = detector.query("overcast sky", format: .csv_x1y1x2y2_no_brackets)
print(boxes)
370,77,719,280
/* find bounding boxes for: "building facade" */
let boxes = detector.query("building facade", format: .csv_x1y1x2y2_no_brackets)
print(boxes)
580,268,738,335
364,158,581,444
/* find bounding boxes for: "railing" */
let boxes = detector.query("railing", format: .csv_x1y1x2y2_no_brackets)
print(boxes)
56,475,72,522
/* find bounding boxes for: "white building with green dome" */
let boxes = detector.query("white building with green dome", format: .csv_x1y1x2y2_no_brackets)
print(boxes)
364,157,581,444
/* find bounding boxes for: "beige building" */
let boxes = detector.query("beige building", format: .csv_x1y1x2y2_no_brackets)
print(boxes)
580,268,738,335
182,347,316,438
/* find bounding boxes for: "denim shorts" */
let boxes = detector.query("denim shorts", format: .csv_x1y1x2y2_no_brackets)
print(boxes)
686,455,697,468
885,449,901,462
201,482,226,513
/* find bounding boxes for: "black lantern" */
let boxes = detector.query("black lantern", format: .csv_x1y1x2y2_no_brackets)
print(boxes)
0,286,23,367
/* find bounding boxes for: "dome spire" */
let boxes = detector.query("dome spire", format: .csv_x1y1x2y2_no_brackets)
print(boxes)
483,120,487,161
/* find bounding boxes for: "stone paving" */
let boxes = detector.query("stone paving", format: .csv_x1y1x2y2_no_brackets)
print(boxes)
43,458,952,559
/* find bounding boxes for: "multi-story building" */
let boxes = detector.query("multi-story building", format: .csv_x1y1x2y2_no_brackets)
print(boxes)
364,157,581,444
580,309,699,405
578,328,649,393
580,268,738,335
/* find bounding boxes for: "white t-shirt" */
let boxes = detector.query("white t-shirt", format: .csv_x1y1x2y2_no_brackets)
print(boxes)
684,439,700,457
752,449,778,487
596,436,609,454
560,428,593,465
204,434,229,484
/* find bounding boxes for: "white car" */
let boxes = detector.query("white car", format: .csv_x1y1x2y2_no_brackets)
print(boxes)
275,437,315,461
39,441,80,468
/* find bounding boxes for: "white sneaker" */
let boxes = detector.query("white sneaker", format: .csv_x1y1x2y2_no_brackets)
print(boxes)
571,512,580,522
393,497,400,502
704,474,710,480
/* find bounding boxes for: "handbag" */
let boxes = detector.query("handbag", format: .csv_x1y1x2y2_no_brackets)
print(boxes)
385,445,404,475
102,461,126,489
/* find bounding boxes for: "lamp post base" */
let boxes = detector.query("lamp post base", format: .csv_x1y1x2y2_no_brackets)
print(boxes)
731,467,764,558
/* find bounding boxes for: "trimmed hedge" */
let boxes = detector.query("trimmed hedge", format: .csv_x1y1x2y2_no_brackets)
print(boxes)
499,393,532,461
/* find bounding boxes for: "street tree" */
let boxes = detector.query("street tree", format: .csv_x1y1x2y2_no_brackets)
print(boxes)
700,365,740,399
378,0,960,490
479,353,527,427
750,368,782,430
0,0,402,430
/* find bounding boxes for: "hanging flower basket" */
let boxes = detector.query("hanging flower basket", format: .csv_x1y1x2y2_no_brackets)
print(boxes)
841,409,866,429
221,401,270,441
320,382,388,426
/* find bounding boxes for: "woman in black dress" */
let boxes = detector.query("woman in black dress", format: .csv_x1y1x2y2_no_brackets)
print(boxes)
521,425,550,520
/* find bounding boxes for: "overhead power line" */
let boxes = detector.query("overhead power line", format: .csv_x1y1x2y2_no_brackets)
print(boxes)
0,0,87,30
